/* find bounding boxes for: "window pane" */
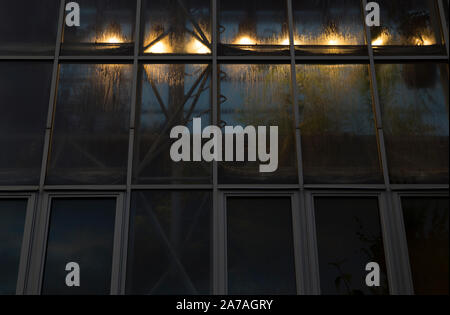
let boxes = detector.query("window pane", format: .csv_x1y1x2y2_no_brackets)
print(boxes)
315,197,389,295
126,191,211,294
133,64,212,184
0,199,28,295
402,197,449,295
0,1,60,55
297,64,383,184
0,62,52,185
47,64,132,185
219,64,298,184
227,197,297,295
371,0,445,55
377,63,449,184
41,198,116,295
61,0,136,55
142,0,211,55
219,0,290,55
293,0,366,55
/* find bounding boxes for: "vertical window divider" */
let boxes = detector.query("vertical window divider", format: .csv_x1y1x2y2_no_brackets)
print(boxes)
437,0,450,56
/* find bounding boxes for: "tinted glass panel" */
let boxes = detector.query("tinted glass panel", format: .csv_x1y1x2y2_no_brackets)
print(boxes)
0,62,52,185
42,198,116,295
227,197,297,295
0,1,60,55
0,199,28,295
402,197,449,295
133,64,212,184
47,64,132,185
126,191,211,294
377,63,449,184
315,197,389,295
142,0,211,54
61,0,136,55
297,64,383,184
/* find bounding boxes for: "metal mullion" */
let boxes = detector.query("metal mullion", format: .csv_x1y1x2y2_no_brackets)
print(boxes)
0,56,54,60
437,0,449,56
373,55,448,61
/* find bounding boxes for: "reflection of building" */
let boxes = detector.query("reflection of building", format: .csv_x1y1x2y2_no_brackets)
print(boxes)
0,0,448,295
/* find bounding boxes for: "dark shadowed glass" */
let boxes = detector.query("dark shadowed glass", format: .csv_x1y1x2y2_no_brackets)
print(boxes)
314,197,389,295
126,191,212,294
0,62,52,185
377,63,449,184
0,199,28,295
0,1,60,55
297,64,383,184
227,197,297,295
402,197,449,295
46,63,132,185
133,64,212,184
41,198,116,295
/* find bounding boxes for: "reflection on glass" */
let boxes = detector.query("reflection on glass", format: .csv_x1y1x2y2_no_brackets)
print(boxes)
0,62,52,185
42,198,116,295
47,64,132,185
377,63,449,184
0,199,28,295
402,197,448,295
293,0,366,55
218,64,298,184
227,197,297,295
371,0,445,55
297,65,383,184
133,64,211,184
126,191,211,294
219,0,290,55
61,0,136,55
315,197,389,295
0,1,60,55
142,0,211,54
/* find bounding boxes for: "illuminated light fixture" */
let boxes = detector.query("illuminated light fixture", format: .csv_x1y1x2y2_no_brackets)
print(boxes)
280,38,290,45
235,36,256,45
415,36,433,46
105,36,122,44
146,41,170,54
188,38,210,54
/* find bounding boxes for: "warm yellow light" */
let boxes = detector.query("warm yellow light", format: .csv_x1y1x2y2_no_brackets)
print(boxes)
280,38,290,45
235,36,256,45
415,37,433,46
105,36,122,44
327,39,339,45
188,38,210,54
372,37,384,46
146,41,170,54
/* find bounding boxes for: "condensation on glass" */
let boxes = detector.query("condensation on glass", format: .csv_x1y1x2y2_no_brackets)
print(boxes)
61,0,136,55
227,197,297,295
142,0,211,55
296,64,383,184
0,1,60,55
46,63,132,185
314,197,389,295
0,62,52,185
401,197,449,295
126,191,212,294
218,64,298,184
41,198,116,295
218,0,290,55
292,0,367,55
377,63,449,184
0,199,28,295
133,64,212,184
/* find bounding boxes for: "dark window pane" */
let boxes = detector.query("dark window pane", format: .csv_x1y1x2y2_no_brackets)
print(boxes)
42,198,116,295
402,197,449,295
142,0,211,55
219,64,298,184
126,191,211,294
133,64,212,184
377,63,449,184
61,0,136,55
293,0,367,55
227,197,297,295
0,199,28,295
297,65,383,184
219,0,290,56
371,0,445,55
0,1,60,55
47,64,132,185
315,197,389,295
0,62,52,185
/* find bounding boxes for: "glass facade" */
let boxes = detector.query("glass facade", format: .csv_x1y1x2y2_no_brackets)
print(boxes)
0,0,448,295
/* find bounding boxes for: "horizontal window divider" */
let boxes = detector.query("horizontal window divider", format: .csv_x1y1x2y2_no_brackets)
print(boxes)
0,186,40,192
390,184,449,191
217,184,301,190
0,56,55,60
130,184,213,190
42,185,127,191
373,55,449,61
303,184,387,190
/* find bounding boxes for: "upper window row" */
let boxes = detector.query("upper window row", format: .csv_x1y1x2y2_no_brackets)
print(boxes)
0,0,446,56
